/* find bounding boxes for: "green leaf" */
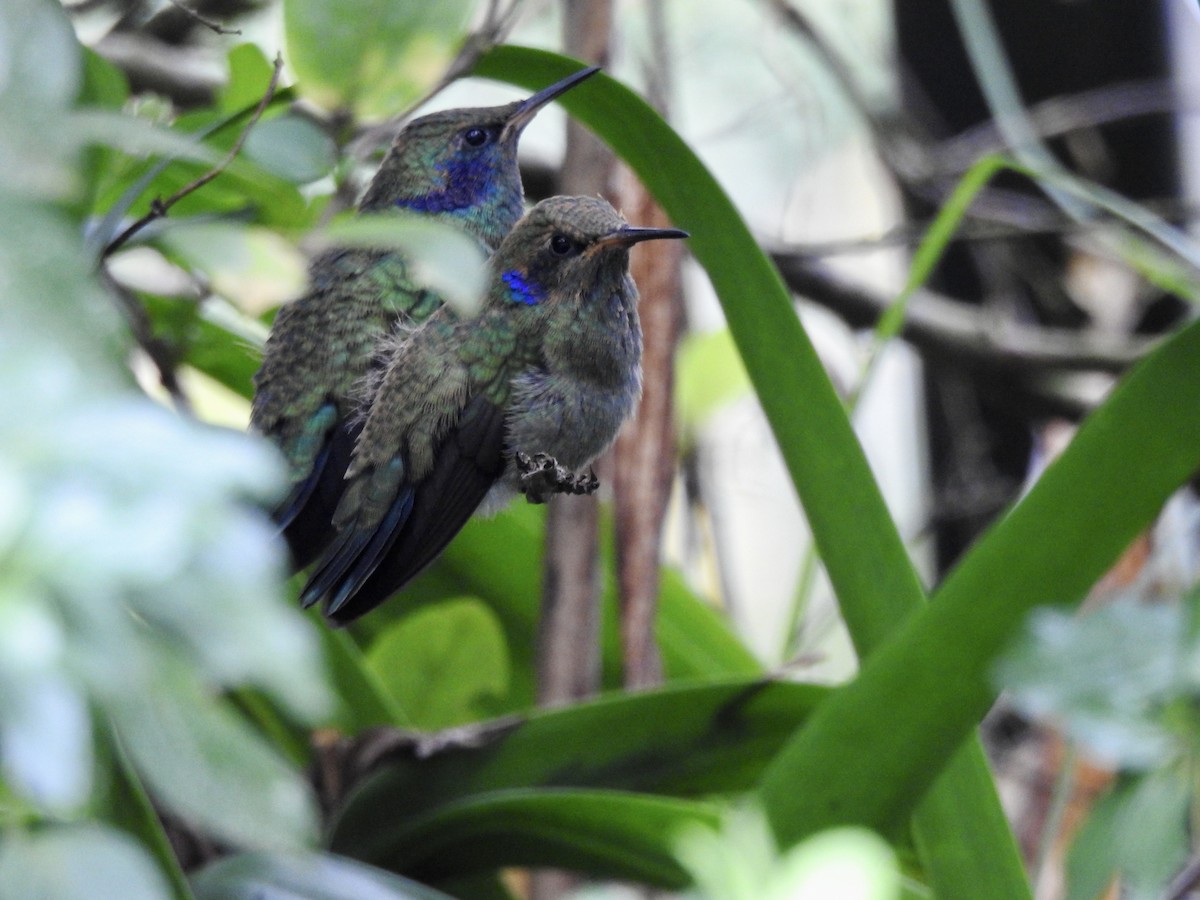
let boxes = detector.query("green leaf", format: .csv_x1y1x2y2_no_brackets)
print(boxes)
997,600,1184,769
283,0,479,117
0,824,171,900
329,679,825,866
111,674,320,852
366,598,509,729
93,726,192,900
759,316,1200,841
470,45,1026,898
243,113,339,184
347,788,720,888
192,851,455,900
388,501,758,713
220,44,276,114
1065,770,1190,900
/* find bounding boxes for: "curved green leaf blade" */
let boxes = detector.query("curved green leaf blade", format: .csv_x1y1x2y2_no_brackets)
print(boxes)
469,45,1027,897
350,789,720,888
192,851,455,900
761,317,1200,840
328,679,825,863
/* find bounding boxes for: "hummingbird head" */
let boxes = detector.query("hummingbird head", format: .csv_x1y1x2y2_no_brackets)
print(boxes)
359,67,600,246
492,195,688,311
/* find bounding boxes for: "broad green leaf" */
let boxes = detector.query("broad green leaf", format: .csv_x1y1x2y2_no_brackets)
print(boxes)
329,679,825,864
339,788,720,888
112,674,320,852
759,317,1200,841
366,597,509,729
243,113,339,184
283,0,478,117
1065,769,1190,900
0,824,171,900
470,46,1026,898
192,851,455,900
220,44,277,114
94,727,192,900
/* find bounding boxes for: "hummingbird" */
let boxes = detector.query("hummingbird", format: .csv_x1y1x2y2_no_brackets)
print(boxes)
300,195,688,622
251,66,599,568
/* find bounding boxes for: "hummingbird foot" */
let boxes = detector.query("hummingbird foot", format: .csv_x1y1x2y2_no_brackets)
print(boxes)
515,451,600,504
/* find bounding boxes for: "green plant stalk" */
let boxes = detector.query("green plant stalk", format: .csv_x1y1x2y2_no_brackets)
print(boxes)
761,313,1200,840
471,46,1029,897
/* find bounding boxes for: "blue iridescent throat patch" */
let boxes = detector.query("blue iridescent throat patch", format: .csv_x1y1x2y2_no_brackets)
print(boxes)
502,270,543,306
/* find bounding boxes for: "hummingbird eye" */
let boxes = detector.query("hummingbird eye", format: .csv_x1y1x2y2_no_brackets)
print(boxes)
549,234,577,256
463,127,491,147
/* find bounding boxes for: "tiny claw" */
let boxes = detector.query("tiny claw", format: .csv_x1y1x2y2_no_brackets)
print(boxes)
516,451,600,503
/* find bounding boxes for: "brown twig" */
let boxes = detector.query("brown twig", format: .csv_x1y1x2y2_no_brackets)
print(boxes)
769,249,1158,375
165,0,242,36
534,0,617,713
102,52,284,258
611,0,682,691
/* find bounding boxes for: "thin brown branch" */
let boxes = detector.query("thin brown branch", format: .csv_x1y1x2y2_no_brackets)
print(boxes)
533,0,614,722
102,52,284,258
769,249,1158,374
611,0,681,691
165,0,242,35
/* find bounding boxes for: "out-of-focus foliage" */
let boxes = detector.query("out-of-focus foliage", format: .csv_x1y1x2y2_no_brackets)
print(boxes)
998,588,1200,898
0,0,330,890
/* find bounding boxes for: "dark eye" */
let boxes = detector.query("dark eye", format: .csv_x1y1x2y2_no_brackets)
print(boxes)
463,127,490,147
550,234,576,256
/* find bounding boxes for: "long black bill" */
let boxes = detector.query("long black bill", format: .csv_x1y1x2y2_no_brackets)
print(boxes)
595,225,690,250
502,66,602,137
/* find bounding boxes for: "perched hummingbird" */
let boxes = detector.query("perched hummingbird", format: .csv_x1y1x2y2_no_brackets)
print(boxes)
300,195,688,622
251,66,599,568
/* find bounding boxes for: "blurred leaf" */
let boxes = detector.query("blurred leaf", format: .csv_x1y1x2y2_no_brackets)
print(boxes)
367,598,509,730
159,221,307,315
220,44,276,114
345,788,719,888
0,601,90,812
1065,769,1190,900
94,726,192,900
0,0,82,199
676,810,901,900
319,212,488,316
330,679,826,866
997,600,1185,769
283,0,479,117
192,851,455,900
0,824,171,900
470,46,1024,898
243,113,338,184
111,673,320,852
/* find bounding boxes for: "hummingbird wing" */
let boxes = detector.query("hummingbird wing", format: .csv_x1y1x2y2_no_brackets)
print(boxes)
298,311,514,620
252,249,438,569
322,393,508,622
